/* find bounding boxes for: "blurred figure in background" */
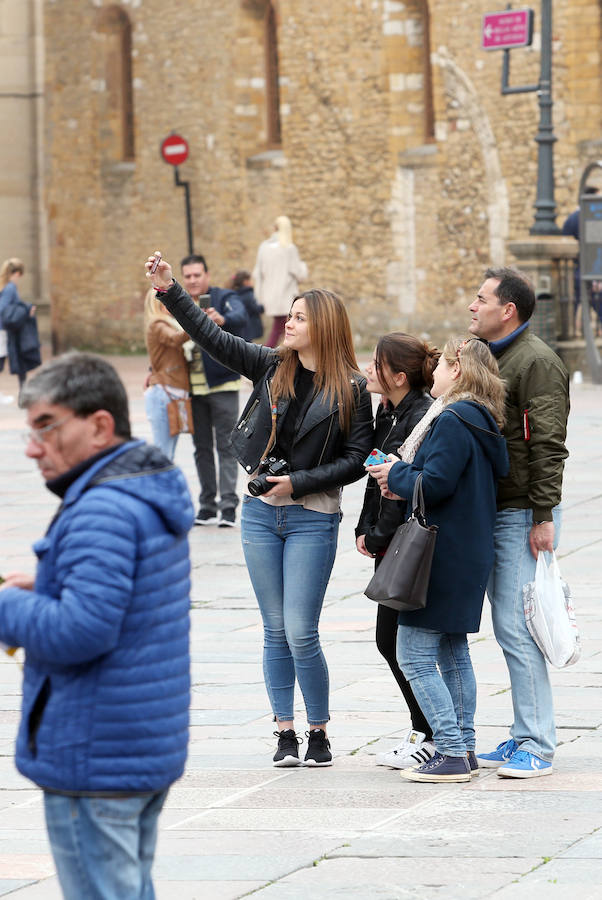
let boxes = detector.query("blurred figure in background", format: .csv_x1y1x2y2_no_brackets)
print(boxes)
180,253,248,528
253,216,308,348
562,185,602,329
228,270,264,341
144,288,191,460
0,258,41,397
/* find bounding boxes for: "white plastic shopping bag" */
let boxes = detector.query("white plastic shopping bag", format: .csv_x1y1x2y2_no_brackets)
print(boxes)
523,551,580,668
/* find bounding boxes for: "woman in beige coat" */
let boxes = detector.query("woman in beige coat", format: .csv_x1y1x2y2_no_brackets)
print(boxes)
144,288,191,459
253,216,308,347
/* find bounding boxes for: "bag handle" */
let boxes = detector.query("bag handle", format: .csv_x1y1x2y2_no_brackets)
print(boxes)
411,472,427,525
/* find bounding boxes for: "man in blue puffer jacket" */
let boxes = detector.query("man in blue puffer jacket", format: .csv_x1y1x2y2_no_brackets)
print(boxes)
0,352,194,900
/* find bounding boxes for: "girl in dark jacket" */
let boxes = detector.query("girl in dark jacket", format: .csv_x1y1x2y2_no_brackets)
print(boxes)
228,270,264,341
0,258,41,392
355,333,440,769
146,253,373,768
369,338,508,783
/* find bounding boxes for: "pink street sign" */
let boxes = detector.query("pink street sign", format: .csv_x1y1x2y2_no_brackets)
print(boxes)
482,8,534,51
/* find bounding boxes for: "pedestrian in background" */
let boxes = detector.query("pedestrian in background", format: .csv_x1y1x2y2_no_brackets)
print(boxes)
355,333,439,770
0,352,193,899
562,185,602,329
147,252,373,768
179,253,248,528
369,338,508,783
0,258,41,396
228,270,264,341
144,287,191,460
253,216,308,348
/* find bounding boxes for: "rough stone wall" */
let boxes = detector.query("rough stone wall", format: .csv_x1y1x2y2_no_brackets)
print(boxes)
42,0,602,352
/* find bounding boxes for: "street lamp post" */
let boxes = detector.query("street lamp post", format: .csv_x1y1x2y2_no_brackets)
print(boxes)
530,0,559,235
499,1,560,235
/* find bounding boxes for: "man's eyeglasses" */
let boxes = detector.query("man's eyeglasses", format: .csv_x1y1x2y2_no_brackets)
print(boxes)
22,414,74,445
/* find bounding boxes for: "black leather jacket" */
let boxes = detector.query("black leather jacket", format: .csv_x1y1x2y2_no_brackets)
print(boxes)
161,280,374,500
355,389,433,554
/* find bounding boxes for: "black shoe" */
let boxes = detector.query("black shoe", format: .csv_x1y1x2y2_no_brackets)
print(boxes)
467,750,480,777
273,729,302,767
303,728,332,767
218,509,236,528
195,510,218,526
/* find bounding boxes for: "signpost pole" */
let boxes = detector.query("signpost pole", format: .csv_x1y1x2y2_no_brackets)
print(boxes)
160,133,194,254
483,4,559,236
174,166,194,256
529,0,560,236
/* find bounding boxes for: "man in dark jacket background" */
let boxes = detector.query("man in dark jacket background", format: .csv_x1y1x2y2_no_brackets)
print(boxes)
180,254,248,527
0,352,193,899
469,267,570,779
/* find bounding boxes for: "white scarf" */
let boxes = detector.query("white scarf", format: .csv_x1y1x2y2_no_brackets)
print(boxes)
398,396,446,463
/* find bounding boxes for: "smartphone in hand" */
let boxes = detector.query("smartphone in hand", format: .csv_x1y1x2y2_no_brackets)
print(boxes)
364,448,389,467
150,252,161,275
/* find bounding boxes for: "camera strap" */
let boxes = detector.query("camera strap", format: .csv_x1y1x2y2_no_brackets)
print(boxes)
262,404,278,462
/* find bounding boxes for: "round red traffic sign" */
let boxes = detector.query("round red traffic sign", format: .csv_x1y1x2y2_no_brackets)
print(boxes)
160,133,189,166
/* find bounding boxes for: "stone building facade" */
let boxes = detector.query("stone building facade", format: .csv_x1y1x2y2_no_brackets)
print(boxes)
0,0,47,329
36,0,602,350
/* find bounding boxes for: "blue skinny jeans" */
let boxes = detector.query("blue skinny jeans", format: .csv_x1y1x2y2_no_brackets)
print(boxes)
241,495,339,725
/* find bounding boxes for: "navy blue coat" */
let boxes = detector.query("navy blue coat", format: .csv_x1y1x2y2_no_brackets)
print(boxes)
387,400,509,634
199,287,248,387
236,285,264,341
0,441,194,794
0,282,41,377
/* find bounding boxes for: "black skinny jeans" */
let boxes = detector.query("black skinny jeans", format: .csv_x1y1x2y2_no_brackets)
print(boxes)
376,603,433,741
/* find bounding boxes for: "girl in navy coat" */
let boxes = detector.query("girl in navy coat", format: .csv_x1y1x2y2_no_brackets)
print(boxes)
369,338,509,783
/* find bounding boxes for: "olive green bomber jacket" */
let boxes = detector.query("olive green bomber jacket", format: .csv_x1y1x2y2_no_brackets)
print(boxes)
494,329,570,522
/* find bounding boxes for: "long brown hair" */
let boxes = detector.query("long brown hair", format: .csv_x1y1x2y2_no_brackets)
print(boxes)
263,289,361,456
443,337,506,429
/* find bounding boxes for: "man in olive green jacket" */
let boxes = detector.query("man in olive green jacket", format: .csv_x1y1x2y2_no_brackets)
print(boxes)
469,267,569,779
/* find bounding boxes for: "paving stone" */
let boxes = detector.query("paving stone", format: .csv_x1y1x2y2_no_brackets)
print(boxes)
249,856,538,899
156,881,265,900
1,361,602,897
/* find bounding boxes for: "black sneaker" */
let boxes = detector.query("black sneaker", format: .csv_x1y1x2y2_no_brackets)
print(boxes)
218,509,236,528
467,750,480,777
303,729,333,767
195,510,218,526
273,729,302,767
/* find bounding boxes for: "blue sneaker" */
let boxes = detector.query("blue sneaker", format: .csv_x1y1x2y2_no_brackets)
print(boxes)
476,738,518,768
497,750,553,778
399,751,471,783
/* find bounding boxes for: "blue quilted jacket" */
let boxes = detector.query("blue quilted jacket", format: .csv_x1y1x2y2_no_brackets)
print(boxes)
0,440,194,794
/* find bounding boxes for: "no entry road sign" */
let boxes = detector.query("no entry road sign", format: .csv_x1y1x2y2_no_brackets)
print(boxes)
482,8,534,51
160,134,189,166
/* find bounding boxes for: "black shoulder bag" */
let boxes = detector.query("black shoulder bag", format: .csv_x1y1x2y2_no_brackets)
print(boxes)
364,472,438,612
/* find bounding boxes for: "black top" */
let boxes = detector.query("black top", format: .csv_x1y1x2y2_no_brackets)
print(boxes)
272,365,316,461
355,389,433,555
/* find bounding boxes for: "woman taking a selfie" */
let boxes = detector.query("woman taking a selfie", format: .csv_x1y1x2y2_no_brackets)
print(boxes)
356,333,439,770
145,253,373,767
369,338,508,783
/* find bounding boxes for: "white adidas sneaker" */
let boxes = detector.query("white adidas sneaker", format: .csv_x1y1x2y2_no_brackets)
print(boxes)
375,729,436,769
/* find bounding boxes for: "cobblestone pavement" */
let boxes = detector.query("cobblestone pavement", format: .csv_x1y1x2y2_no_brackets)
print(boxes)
1,356,601,899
